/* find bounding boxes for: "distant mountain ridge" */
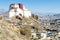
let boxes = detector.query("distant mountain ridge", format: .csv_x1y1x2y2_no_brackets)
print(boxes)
54,13,60,16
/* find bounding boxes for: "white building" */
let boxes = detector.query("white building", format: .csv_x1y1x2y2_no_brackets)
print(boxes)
9,3,31,18
41,32,47,39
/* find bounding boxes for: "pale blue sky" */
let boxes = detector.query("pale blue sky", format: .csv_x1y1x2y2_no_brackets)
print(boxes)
0,0,60,14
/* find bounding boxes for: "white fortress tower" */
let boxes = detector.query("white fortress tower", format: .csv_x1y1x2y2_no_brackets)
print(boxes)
9,3,31,18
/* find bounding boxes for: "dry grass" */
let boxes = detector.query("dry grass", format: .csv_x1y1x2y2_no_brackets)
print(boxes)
0,16,44,40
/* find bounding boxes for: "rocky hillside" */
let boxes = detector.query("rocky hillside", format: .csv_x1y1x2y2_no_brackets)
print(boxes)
0,15,44,40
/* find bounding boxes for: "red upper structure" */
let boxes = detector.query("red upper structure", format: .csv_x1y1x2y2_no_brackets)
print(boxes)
19,3,23,10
